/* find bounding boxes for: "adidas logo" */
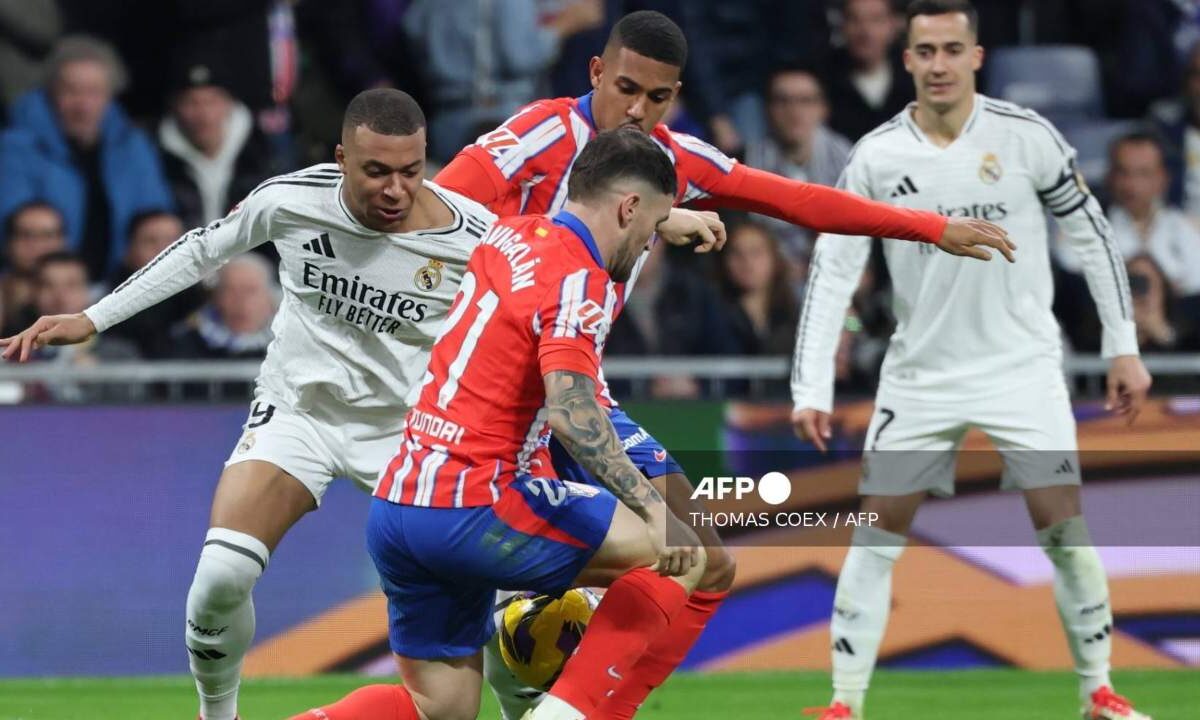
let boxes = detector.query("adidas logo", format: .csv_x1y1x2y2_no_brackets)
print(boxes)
833,638,856,655
1053,458,1074,475
890,176,919,198
303,233,336,258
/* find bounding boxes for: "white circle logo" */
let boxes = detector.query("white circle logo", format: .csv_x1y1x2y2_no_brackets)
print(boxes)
757,471,791,505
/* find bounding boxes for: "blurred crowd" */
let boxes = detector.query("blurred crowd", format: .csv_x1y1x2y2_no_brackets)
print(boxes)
1,0,1198,402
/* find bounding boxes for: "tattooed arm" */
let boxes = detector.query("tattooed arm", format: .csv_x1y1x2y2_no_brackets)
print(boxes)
543,369,664,521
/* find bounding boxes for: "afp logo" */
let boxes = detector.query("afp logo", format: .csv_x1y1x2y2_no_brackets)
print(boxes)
690,471,792,505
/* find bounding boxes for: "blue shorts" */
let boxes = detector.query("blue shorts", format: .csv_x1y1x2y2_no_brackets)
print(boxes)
550,406,684,484
366,476,617,659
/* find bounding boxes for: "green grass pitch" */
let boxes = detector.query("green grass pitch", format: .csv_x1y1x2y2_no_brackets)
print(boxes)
1,670,1196,720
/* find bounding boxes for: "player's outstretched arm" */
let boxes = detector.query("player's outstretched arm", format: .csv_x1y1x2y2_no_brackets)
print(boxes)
544,369,701,577
701,164,1015,260
0,313,97,362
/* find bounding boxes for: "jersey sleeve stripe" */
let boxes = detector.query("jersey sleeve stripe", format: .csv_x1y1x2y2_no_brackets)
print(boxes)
1079,201,1132,319
682,180,711,203
650,134,676,165
791,250,824,387
595,281,617,357
552,269,589,338
499,117,568,179
110,232,194,295
982,102,1068,155
672,132,735,174
543,116,592,215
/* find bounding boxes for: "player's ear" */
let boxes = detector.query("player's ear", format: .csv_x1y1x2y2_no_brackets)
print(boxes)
334,144,346,172
972,45,984,72
618,193,640,228
589,56,604,90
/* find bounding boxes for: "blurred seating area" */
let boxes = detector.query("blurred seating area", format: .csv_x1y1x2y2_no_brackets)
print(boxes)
0,0,1198,403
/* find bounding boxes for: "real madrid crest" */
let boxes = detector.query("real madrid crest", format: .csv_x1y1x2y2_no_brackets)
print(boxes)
414,259,443,291
978,152,1002,184
236,431,256,454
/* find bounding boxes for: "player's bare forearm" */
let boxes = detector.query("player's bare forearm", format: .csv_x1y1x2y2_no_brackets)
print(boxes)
544,370,664,521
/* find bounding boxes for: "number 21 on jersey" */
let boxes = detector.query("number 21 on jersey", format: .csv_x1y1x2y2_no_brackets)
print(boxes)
429,271,499,410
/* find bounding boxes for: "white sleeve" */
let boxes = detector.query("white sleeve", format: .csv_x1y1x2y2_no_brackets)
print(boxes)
1032,121,1138,358
84,192,273,333
790,156,874,414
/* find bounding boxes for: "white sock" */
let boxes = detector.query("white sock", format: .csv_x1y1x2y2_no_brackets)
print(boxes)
186,528,269,720
1037,516,1113,701
483,631,545,720
530,694,583,720
830,525,906,716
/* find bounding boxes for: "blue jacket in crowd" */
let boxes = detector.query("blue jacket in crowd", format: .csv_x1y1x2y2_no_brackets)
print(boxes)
0,90,174,275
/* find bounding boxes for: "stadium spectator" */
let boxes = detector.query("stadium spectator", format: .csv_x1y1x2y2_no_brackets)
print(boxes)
0,35,174,281
103,210,206,357
166,253,277,361
825,0,914,141
401,0,605,162
159,64,272,229
25,251,139,402
744,68,852,264
1,201,66,335
0,0,61,113
1127,254,1181,352
716,220,798,356
604,240,733,399
1104,133,1200,298
680,0,831,154
1149,40,1200,216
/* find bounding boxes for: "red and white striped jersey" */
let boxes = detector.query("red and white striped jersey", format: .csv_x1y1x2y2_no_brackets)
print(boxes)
436,92,947,409
374,211,615,508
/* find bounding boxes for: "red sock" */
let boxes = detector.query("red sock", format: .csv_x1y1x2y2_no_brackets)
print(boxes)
287,684,420,720
593,589,728,719
548,568,688,716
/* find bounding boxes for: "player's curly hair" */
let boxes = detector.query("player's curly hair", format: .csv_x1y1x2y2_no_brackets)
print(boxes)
567,128,677,201
342,88,425,137
606,10,688,68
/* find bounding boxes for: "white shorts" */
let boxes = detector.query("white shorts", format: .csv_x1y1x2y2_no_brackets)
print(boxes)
224,390,405,504
859,372,1080,498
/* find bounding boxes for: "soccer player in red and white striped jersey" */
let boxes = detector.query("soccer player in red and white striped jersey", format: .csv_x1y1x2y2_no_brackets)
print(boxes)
435,11,1013,718
291,130,709,720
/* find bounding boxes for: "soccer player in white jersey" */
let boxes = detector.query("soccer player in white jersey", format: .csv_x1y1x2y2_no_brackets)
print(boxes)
0,89,501,720
790,2,1153,719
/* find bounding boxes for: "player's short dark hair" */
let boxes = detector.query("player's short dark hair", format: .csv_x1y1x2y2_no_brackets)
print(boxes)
905,0,978,38
605,11,688,68
1108,130,1167,166
35,250,88,280
567,128,677,202
125,209,179,240
4,200,63,242
342,88,425,137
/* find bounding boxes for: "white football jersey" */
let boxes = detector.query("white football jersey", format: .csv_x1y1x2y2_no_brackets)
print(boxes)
86,164,496,415
791,96,1138,412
